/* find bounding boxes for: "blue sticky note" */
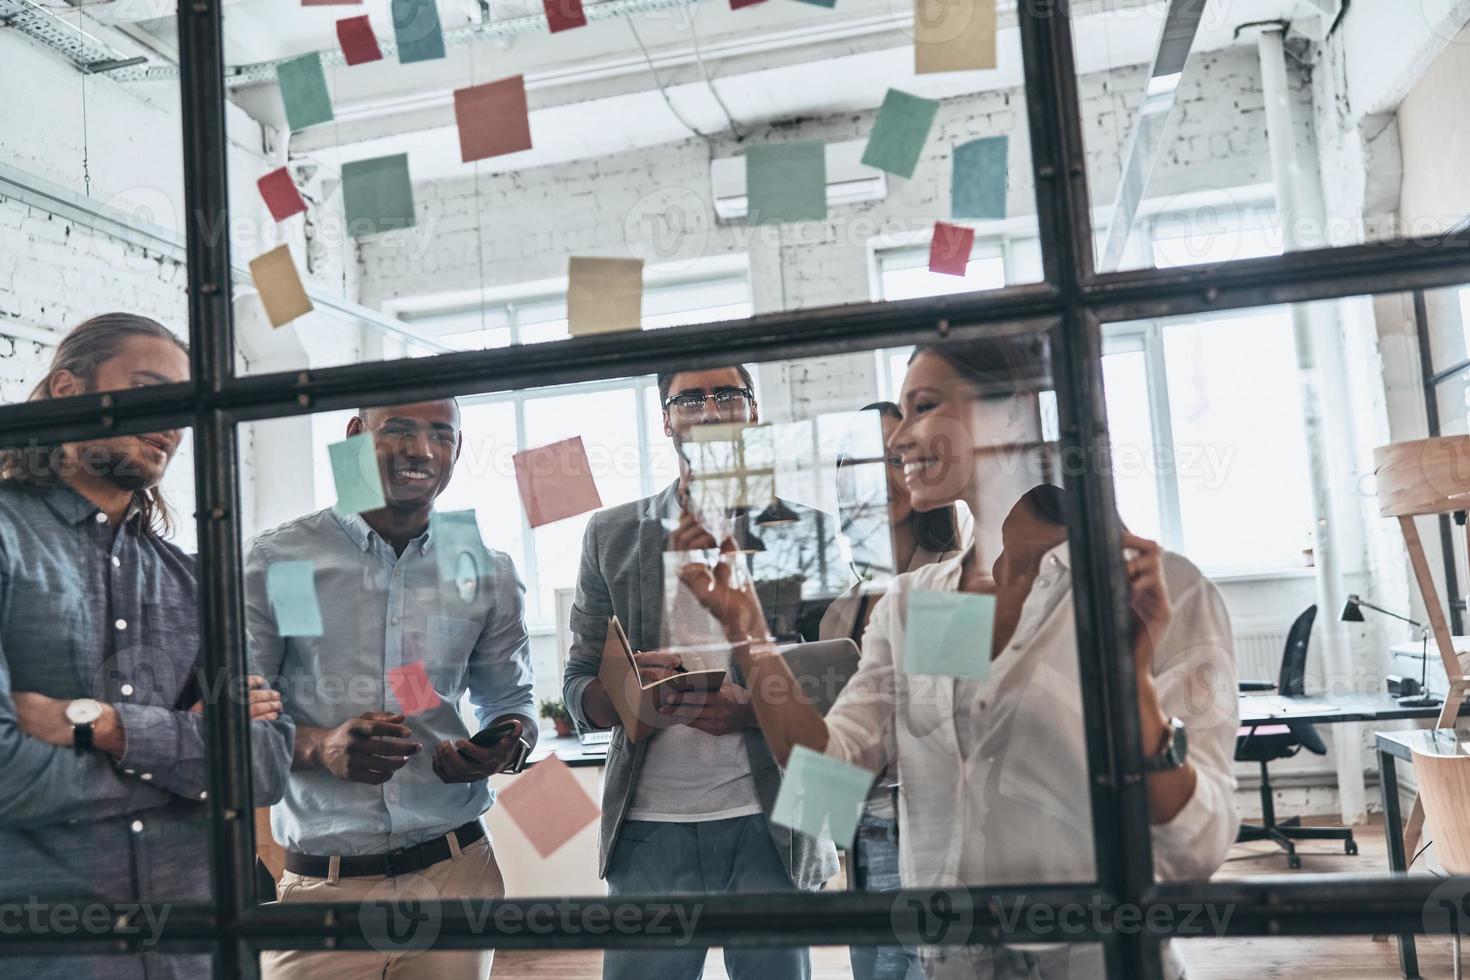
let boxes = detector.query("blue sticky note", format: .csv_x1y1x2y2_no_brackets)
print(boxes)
903,590,996,680
393,0,446,63
861,89,939,179
276,53,334,133
746,141,827,225
266,560,324,638
342,153,416,237
953,136,1008,220
328,433,386,517
772,746,876,848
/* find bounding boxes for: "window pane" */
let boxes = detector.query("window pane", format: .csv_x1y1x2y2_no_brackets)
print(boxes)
1101,349,1164,543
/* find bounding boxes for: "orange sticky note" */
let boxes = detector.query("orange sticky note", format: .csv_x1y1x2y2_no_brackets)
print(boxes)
248,244,313,328
388,660,442,715
453,75,533,163
513,436,602,528
496,754,600,858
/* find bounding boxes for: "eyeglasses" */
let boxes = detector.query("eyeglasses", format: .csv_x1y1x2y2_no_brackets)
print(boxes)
664,388,754,420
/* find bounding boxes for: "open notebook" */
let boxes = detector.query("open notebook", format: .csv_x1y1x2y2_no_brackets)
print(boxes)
597,616,726,742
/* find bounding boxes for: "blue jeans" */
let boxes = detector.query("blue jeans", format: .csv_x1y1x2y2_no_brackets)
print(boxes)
849,811,925,980
603,814,812,980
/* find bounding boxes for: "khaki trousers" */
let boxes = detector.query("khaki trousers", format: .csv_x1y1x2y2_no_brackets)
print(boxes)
261,834,505,980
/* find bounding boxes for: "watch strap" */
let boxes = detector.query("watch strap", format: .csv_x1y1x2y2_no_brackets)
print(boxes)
73,722,94,755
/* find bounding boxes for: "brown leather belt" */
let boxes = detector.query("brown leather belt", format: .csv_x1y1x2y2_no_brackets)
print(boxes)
285,820,485,878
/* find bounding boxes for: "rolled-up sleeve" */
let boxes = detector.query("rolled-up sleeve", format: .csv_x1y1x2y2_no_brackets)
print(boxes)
564,513,610,731
466,551,536,737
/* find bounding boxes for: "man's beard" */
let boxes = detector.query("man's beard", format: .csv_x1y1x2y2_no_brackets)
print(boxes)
73,441,164,492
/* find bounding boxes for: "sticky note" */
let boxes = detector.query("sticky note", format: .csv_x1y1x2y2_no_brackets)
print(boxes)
929,221,974,276
304,0,359,6
342,153,415,238
337,15,383,65
730,0,765,7
392,0,446,63
543,0,586,32
771,745,875,848
904,589,996,680
916,0,997,74
497,754,600,858
567,256,643,335
791,0,835,7
248,245,313,328
328,433,387,517
258,168,306,223
953,135,1008,220
266,560,324,637
276,53,334,132
453,76,533,163
861,89,939,179
513,436,602,528
746,141,827,225
389,660,442,715
431,510,493,603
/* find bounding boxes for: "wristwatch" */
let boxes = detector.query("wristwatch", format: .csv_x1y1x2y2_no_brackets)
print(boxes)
66,698,104,755
1142,717,1188,773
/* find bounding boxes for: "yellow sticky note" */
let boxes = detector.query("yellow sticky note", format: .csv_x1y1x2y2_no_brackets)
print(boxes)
568,256,643,336
915,0,997,75
248,244,313,328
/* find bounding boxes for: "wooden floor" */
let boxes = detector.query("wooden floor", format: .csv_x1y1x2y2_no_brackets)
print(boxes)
492,815,1446,979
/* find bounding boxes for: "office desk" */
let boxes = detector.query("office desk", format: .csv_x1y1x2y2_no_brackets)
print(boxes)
1238,692,1462,727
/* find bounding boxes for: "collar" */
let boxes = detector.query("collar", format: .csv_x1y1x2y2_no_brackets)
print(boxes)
333,509,432,555
42,484,144,528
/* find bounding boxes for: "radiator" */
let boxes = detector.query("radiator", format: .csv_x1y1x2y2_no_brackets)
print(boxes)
1233,627,1290,685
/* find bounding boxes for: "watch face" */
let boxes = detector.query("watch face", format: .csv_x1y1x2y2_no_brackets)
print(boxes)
66,698,103,726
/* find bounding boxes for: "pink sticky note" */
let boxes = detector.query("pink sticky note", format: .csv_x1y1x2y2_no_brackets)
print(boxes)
496,754,600,858
929,221,975,277
513,436,602,529
337,16,383,66
388,660,442,715
258,168,306,223
543,0,586,31
453,76,533,164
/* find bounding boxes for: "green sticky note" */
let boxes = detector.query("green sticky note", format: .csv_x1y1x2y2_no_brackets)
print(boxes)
953,136,1008,220
266,560,324,638
276,53,334,133
903,589,996,680
862,88,939,179
431,510,493,604
342,153,415,238
772,745,875,848
392,0,446,63
329,433,386,517
746,141,827,225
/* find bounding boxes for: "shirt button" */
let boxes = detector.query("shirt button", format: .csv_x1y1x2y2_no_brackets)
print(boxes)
94,512,107,524
199,791,208,801
111,556,121,568
123,768,136,775
391,617,400,626
120,683,134,697
1048,555,1060,567
141,773,153,781
130,820,144,833
114,619,128,631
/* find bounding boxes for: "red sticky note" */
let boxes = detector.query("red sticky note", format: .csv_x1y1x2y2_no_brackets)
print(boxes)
543,0,586,32
513,436,602,529
388,660,442,715
337,16,382,66
730,0,766,8
257,168,306,223
453,76,533,164
928,221,975,277
496,754,600,858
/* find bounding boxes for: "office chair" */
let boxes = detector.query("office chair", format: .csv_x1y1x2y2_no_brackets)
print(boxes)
1235,604,1359,868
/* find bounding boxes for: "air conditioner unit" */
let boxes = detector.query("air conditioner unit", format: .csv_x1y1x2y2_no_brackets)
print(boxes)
710,139,888,222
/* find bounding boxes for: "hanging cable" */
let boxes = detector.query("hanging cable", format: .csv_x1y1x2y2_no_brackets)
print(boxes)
686,0,743,140
626,16,716,144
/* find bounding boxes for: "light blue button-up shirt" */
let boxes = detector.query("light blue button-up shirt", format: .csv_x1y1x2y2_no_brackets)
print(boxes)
245,508,535,856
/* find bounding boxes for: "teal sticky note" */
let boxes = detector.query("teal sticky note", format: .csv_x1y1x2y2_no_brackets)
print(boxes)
791,0,836,7
903,589,996,680
746,141,827,225
328,433,386,517
431,510,493,604
266,560,324,638
342,154,415,237
953,135,1008,220
861,89,940,179
771,746,875,848
393,0,446,63
276,53,334,133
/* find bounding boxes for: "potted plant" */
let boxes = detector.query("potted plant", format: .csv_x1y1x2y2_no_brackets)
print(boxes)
539,697,574,738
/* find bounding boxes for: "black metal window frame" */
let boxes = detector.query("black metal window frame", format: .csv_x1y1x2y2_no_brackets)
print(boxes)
3,3,1470,978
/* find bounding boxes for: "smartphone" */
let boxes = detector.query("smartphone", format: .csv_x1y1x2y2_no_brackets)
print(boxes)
461,721,519,757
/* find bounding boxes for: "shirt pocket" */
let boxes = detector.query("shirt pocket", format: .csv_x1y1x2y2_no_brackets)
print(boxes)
421,613,481,694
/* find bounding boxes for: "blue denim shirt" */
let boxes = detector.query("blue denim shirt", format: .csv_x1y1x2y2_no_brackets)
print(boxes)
246,508,535,856
0,482,293,980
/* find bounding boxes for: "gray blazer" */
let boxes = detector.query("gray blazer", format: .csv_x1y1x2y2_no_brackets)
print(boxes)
562,482,841,890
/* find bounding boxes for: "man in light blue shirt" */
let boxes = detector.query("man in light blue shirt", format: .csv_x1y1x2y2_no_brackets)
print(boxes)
247,398,535,980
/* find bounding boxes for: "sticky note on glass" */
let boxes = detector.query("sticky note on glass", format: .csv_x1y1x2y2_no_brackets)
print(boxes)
431,509,493,603
304,0,359,6
543,0,586,32
567,256,643,336
342,153,415,238
249,245,313,329
953,135,1008,220
861,89,939,179
496,754,600,858
730,0,765,7
392,0,445,63
929,222,974,277
513,436,602,528
389,660,442,715
328,433,387,517
276,53,334,132
266,560,324,637
258,168,306,223
454,76,532,163
904,589,996,680
771,745,875,848
337,15,383,65
915,0,997,74
746,141,827,226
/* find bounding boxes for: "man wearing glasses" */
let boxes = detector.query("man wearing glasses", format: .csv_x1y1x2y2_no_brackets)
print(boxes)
563,366,839,980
